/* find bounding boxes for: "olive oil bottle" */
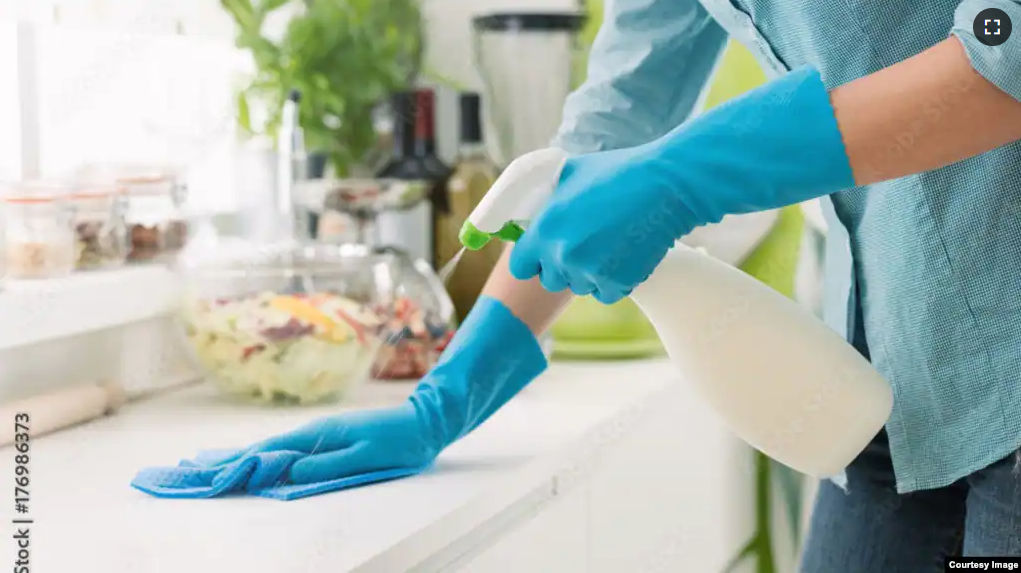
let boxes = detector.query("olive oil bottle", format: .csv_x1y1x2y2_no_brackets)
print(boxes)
435,93,502,323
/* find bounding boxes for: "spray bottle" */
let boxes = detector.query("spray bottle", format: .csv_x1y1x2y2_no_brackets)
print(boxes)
458,147,893,479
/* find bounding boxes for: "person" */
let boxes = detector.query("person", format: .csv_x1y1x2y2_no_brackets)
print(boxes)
208,0,1021,568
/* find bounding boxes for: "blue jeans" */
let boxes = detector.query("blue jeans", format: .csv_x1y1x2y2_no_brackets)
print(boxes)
799,297,1021,571
799,430,1021,571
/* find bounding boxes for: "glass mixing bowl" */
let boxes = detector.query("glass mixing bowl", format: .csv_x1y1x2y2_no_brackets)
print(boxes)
177,242,454,405
364,247,456,381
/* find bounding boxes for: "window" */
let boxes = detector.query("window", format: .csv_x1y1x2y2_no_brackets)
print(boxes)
35,26,243,213
10,2,246,214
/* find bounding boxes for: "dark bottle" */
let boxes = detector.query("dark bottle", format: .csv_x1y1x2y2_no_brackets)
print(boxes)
376,89,450,266
436,93,502,322
417,90,452,182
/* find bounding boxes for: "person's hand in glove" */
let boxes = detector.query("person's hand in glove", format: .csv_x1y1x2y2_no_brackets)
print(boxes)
509,66,856,304
131,296,547,500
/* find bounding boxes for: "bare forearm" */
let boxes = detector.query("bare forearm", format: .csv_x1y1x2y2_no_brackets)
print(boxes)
481,246,573,336
833,37,1021,186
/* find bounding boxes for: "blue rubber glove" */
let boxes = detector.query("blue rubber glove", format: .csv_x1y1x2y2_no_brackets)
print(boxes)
509,66,855,303
131,296,547,500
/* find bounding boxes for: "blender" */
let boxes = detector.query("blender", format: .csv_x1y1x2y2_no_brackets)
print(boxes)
471,12,588,167
471,11,663,360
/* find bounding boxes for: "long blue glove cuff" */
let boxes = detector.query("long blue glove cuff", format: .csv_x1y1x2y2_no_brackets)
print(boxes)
408,295,549,451
645,66,856,226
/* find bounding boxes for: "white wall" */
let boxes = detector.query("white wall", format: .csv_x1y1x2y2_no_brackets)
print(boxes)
32,26,243,213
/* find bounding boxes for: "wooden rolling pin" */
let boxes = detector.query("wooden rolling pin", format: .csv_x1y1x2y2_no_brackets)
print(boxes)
0,382,127,447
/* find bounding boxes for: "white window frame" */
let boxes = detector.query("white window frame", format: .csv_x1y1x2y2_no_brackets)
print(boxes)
16,20,41,180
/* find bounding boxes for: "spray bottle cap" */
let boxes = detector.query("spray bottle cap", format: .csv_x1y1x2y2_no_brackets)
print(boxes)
459,220,526,250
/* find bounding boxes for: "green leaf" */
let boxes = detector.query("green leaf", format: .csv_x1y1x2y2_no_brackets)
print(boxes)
422,67,468,91
226,0,423,173
236,91,253,133
755,451,776,573
256,0,291,16
773,460,805,546
221,0,258,32
722,536,758,573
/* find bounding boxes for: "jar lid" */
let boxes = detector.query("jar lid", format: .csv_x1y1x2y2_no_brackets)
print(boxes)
115,164,181,196
473,12,587,32
71,182,126,200
75,163,180,196
0,180,70,204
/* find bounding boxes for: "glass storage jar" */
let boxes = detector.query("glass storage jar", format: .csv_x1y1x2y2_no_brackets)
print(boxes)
69,182,129,270
0,200,6,283
117,166,188,264
1,181,76,282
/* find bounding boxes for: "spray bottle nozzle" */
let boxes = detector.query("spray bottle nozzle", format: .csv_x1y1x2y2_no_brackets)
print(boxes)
459,220,527,251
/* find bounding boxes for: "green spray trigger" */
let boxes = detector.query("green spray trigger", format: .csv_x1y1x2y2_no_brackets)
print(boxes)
459,220,526,251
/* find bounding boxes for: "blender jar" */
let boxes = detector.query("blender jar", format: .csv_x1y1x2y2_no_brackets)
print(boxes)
472,12,587,165
1,181,76,282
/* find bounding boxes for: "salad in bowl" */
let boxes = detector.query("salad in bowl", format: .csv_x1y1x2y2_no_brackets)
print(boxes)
177,241,456,404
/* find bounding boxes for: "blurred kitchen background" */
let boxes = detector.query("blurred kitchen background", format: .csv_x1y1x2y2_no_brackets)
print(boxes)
0,1,831,571
0,0,832,393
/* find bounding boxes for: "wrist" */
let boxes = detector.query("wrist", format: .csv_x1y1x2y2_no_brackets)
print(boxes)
408,296,549,449
395,400,448,459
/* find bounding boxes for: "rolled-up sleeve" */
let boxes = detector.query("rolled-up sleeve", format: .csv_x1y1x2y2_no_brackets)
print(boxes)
951,0,1021,101
551,0,727,154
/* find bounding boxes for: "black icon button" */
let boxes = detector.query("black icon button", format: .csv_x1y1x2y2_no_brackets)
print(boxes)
974,8,1012,46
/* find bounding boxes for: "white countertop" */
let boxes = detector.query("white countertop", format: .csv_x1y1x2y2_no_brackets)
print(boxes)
1,360,681,573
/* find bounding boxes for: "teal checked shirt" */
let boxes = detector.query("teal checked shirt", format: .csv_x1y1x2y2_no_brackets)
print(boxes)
552,0,1021,493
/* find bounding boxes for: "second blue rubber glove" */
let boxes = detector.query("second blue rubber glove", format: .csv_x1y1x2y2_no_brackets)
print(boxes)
509,66,856,303
131,296,547,500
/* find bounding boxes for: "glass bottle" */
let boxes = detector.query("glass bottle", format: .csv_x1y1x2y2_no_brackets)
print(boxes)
436,92,502,323
376,89,450,266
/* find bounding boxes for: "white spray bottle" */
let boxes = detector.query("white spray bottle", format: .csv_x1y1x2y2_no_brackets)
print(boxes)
459,147,893,479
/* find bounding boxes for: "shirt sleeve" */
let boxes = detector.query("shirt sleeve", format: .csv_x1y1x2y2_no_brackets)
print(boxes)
951,0,1021,101
551,0,728,154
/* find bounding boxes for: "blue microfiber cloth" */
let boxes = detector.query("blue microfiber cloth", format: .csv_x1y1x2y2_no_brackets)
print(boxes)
131,449,428,501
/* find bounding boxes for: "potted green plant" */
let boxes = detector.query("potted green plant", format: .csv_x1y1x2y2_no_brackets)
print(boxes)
221,0,424,177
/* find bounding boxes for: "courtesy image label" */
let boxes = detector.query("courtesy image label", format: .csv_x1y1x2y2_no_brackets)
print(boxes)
945,557,1021,570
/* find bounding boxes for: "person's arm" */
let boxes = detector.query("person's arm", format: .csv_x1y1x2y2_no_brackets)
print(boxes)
478,0,729,333
835,1,1021,185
